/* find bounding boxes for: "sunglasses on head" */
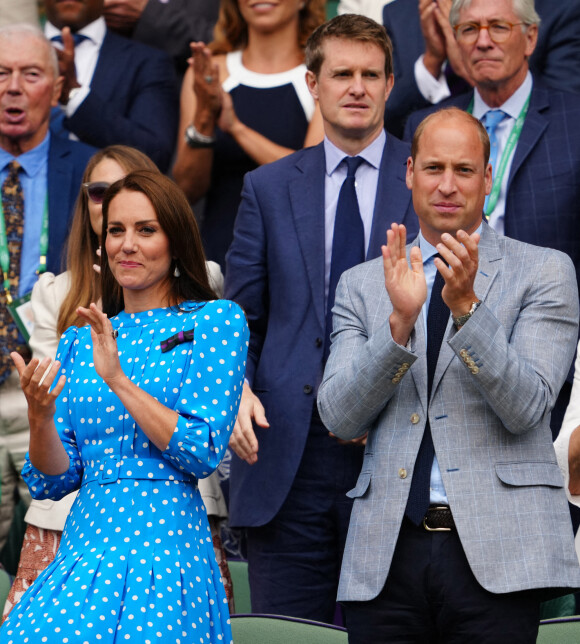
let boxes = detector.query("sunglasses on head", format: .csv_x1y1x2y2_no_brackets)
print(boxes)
83,181,110,204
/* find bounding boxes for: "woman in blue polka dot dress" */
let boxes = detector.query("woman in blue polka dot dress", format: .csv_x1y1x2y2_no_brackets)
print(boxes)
1,171,248,644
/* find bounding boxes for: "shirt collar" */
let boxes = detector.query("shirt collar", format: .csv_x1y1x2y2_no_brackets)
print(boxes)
418,222,484,265
45,16,107,47
0,132,50,178
472,71,533,120
324,129,386,176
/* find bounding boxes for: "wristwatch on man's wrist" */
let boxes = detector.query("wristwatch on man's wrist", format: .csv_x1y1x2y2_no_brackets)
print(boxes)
453,300,481,328
184,124,216,148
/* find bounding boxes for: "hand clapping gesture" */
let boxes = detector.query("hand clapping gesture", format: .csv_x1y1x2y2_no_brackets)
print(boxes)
382,223,427,345
77,303,124,386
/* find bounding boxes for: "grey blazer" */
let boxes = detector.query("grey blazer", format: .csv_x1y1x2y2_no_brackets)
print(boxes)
318,223,580,601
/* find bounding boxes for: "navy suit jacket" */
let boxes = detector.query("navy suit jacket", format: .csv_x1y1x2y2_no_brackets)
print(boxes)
224,136,418,527
383,0,580,138
403,80,580,293
46,134,95,274
58,30,178,172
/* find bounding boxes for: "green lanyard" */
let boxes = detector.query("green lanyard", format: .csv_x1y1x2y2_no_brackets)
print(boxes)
468,93,531,219
0,194,48,304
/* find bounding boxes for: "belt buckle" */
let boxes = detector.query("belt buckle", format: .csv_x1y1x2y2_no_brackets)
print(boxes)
97,461,120,484
422,505,452,532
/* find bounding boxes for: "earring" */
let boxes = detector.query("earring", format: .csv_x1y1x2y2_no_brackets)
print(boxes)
174,264,181,278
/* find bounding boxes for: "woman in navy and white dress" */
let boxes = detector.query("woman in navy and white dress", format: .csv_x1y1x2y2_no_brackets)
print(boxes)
173,0,326,269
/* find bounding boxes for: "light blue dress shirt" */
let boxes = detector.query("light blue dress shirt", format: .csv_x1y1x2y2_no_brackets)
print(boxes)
472,72,532,234
323,130,386,305
418,223,483,505
0,133,50,297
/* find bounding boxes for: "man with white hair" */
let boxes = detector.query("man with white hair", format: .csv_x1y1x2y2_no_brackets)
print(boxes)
0,24,94,552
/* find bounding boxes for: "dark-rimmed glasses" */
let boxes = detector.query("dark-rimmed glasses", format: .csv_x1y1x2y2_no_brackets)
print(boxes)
83,181,110,204
453,21,525,45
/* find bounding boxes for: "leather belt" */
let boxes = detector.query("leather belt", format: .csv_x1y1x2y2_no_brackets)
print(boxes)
422,505,455,532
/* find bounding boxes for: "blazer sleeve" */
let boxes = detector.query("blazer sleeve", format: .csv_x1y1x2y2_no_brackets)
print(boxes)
224,171,269,386
318,264,419,440
29,271,70,361
133,0,218,73
530,0,580,94
66,42,178,172
447,248,579,436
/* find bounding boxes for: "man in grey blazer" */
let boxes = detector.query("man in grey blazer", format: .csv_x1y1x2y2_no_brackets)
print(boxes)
318,107,580,641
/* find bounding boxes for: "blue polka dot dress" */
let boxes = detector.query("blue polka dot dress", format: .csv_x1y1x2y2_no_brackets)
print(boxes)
1,300,248,644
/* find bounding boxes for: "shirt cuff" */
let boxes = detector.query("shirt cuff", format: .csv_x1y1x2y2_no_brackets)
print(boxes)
415,55,451,104
65,85,90,116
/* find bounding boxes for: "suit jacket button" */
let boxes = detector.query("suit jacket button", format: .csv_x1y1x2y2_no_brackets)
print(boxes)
315,337,322,347
410,413,420,424
460,349,468,358
471,366,479,374
399,468,407,479
303,384,313,394
392,376,400,384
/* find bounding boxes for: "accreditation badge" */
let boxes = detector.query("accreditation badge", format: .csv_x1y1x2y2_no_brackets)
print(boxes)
7,292,33,343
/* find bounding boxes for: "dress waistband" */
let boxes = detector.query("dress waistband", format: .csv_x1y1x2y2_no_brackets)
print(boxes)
81,457,194,486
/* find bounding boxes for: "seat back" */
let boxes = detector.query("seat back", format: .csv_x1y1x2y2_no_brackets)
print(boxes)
229,559,252,614
537,616,580,644
230,614,348,644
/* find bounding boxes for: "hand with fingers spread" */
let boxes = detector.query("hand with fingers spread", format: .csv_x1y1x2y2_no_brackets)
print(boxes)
76,303,124,386
55,26,81,104
11,352,66,426
229,382,269,465
11,352,70,475
382,223,427,345
435,229,480,318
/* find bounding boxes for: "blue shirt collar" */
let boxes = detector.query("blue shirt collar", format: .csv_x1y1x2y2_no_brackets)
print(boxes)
472,71,533,120
324,129,386,176
0,132,50,178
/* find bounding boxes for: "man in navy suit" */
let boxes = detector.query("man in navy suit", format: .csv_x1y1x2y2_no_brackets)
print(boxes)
225,14,418,623
404,0,580,439
44,0,178,172
0,24,94,552
383,0,580,137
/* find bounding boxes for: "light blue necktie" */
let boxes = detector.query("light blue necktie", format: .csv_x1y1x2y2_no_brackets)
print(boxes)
482,109,506,212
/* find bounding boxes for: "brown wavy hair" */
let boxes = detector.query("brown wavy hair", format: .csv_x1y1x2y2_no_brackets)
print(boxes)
100,171,217,317
209,0,326,54
57,146,159,335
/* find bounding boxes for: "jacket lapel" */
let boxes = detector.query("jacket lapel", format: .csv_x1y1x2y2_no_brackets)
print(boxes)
508,83,549,188
430,223,501,393
289,144,326,331
367,134,412,258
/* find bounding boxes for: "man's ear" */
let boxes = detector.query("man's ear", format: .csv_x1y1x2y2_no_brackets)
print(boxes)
52,75,65,107
405,156,414,191
306,70,319,101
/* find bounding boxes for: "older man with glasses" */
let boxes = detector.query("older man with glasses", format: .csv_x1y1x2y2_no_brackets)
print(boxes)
404,0,580,441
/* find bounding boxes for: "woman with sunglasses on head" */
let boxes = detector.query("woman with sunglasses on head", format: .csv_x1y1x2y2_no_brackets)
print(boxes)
1,146,228,622
1,170,248,644
172,0,326,269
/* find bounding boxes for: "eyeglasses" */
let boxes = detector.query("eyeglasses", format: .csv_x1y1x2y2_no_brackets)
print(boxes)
453,20,525,45
83,181,110,204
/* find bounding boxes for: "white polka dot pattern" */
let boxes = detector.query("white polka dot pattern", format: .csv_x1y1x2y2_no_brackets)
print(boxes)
1,301,248,644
